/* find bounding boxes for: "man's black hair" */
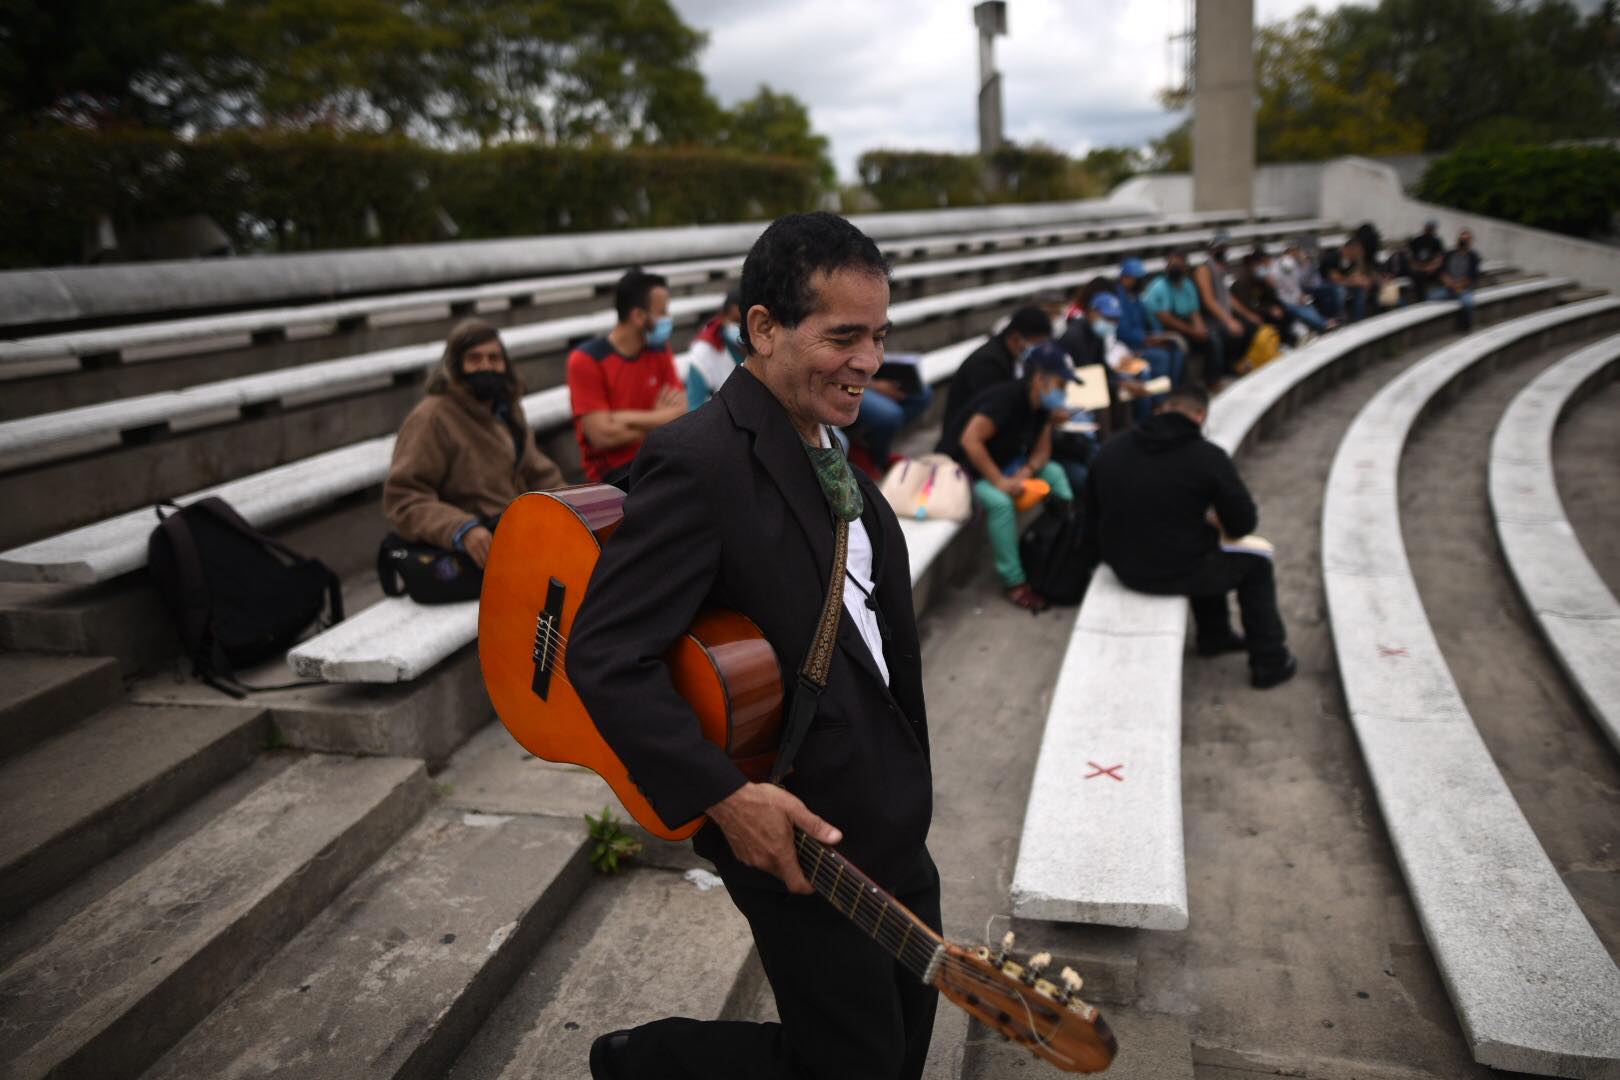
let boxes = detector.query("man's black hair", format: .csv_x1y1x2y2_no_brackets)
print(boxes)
1000,305,1053,342
737,212,890,354
615,268,669,323
1165,382,1210,409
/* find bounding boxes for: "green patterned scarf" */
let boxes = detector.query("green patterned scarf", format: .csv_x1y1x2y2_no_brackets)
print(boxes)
804,429,864,524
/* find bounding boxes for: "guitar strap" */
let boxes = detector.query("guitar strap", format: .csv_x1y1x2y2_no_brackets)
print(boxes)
770,516,849,785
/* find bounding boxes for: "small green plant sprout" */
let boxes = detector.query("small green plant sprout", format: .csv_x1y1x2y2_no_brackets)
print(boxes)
585,806,643,874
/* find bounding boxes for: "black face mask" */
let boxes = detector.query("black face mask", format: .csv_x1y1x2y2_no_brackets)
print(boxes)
463,370,508,402
1167,266,1186,283
1211,246,1228,263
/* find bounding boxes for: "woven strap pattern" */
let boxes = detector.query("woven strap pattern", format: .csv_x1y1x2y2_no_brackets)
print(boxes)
800,517,849,689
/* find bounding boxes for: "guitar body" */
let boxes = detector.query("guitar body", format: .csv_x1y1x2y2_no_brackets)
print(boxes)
478,486,784,840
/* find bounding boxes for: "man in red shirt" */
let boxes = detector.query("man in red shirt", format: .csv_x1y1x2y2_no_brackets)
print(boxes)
568,269,687,486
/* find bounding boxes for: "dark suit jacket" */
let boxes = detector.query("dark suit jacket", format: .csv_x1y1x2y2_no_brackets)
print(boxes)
565,365,934,893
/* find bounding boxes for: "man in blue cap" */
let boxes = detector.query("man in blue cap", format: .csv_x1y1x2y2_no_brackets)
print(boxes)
1113,257,1185,412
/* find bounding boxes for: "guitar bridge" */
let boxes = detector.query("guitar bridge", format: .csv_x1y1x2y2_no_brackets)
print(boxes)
530,577,566,701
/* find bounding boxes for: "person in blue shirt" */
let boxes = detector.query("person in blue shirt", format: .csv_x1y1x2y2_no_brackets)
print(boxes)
1113,258,1185,411
1141,249,1219,384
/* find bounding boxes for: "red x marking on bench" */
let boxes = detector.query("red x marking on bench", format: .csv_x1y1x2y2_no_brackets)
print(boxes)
1085,761,1125,782
1377,644,1409,658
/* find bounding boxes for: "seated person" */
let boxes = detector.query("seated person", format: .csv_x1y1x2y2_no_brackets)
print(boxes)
1406,220,1445,299
568,268,687,487
1059,290,1158,422
845,361,932,477
686,290,744,410
1193,232,1259,383
384,319,565,568
1271,241,1330,335
1114,257,1188,381
1317,239,1372,324
1080,383,1296,688
941,305,1053,429
1231,250,1301,346
1429,228,1481,331
1142,249,1220,384
937,342,1078,613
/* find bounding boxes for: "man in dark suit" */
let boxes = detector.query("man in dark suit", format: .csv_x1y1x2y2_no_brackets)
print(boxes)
566,212,938,1080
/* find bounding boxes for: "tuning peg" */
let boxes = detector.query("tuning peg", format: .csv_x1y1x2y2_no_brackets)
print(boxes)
1028,951,1052,973
1002,931,1016,952
1060,967,1084,994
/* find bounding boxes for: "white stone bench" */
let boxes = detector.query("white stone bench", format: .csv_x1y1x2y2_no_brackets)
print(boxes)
0,218,1334,469
286,336,998,683
1008,275,1574,932
0,210,1263,369
1322,298,1620,1076
1490,331,1620,753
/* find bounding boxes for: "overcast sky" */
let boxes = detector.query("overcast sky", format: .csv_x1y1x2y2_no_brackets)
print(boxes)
666,0,1354,180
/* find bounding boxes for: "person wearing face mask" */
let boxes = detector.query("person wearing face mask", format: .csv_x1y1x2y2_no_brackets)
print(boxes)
941,305,1053,430
1192,232,1260,385
1113,257,1187,373
1141,249,1222,385
567,268,688,487
383,319,564,569
937,342,1079,612
1429,228,1482,331
567,212,940,1080
1079,383,1296,689
687,290,746,410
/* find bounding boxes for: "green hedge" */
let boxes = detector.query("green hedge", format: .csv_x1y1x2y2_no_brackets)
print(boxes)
856,145,1094,211
1417,143,1620,240
0,128,821,268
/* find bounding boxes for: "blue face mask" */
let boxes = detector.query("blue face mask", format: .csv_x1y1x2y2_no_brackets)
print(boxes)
722,322,741,346
1091,318,1116,341
1040,386,1067,412
647,314,675,348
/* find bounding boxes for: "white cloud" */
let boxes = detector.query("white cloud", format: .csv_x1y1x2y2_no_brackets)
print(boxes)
670,0,1359,181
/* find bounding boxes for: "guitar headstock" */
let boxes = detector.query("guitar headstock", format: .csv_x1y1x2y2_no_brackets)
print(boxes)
932,931,1117,1073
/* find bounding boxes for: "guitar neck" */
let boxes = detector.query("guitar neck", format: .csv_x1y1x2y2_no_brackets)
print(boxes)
792,829,944,984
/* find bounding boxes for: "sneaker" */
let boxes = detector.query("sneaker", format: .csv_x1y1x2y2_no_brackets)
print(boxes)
1006,583,1049,613
590,1030,633,1080
1196,631,1247,657
1250,653,1298,689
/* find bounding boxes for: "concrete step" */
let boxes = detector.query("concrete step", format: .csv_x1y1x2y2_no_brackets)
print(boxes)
0,754,428,1080
143,808,592,1080
964,1004,1193,1080
447,866,757,1080
0,651,122,760
0,701,267,920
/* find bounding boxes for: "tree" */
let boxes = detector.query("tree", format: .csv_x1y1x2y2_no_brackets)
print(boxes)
721,86,834,187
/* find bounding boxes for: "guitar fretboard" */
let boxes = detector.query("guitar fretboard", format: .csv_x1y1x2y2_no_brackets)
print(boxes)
793,829,942,981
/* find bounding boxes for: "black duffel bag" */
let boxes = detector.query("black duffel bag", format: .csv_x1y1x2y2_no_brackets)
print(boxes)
1019,497,1092,606
377,533,484,604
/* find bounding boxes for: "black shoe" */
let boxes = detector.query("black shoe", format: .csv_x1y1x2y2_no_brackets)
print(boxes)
1196,631,1247,657
1250,653,1298,689
589,1030,633,1080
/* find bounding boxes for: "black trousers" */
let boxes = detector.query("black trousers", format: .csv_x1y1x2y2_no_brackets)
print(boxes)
1130,551,1288,670
622,856,942,1079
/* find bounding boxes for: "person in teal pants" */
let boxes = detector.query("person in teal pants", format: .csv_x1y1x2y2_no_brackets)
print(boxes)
936,342,1078,611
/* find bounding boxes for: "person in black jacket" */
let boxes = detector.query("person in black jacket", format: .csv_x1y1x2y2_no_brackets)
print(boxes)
1080,384,1297,688
941,305,1053,429
567,212,939,1080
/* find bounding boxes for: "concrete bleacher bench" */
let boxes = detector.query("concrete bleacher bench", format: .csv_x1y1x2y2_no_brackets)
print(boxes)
1489,331,1620,753
1322,298,1620,1076
284,338,996,682
1007,274,1573,932
0,210,1266,370
0,217,1330,472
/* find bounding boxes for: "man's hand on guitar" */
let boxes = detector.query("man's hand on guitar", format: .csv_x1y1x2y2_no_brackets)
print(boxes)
707,783,842,894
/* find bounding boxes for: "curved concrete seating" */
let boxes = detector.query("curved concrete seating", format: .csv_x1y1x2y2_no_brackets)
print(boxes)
1489,332,1620,752
0,215,1313,374
1322,298,1620,1076
0,219,1332,472
0,200,1224,330
1008,275,1573,932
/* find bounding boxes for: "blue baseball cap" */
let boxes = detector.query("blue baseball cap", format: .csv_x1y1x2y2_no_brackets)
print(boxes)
1026,341,1080,383
1090,291,1122,320
1120,257,1147,279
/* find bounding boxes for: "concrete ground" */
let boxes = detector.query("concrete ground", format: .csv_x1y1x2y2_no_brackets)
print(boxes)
1553,373,1620,596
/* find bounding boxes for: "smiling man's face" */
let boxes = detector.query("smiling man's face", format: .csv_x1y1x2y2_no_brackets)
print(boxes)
746,267,891,442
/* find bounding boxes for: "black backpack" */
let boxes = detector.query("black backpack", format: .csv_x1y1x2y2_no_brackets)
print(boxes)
1019,498,1092,605
147,497,344,694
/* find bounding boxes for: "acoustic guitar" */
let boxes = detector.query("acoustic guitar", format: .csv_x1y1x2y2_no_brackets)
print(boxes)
479,485,1118,1073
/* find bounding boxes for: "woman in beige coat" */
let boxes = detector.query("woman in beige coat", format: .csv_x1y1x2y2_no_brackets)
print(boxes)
384,319,564,567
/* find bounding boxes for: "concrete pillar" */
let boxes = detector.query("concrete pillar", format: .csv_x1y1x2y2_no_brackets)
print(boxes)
1192,0,1254,212
974,1,1007,155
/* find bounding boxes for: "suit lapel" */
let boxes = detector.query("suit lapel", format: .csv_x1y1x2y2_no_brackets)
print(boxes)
720,368,835,594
